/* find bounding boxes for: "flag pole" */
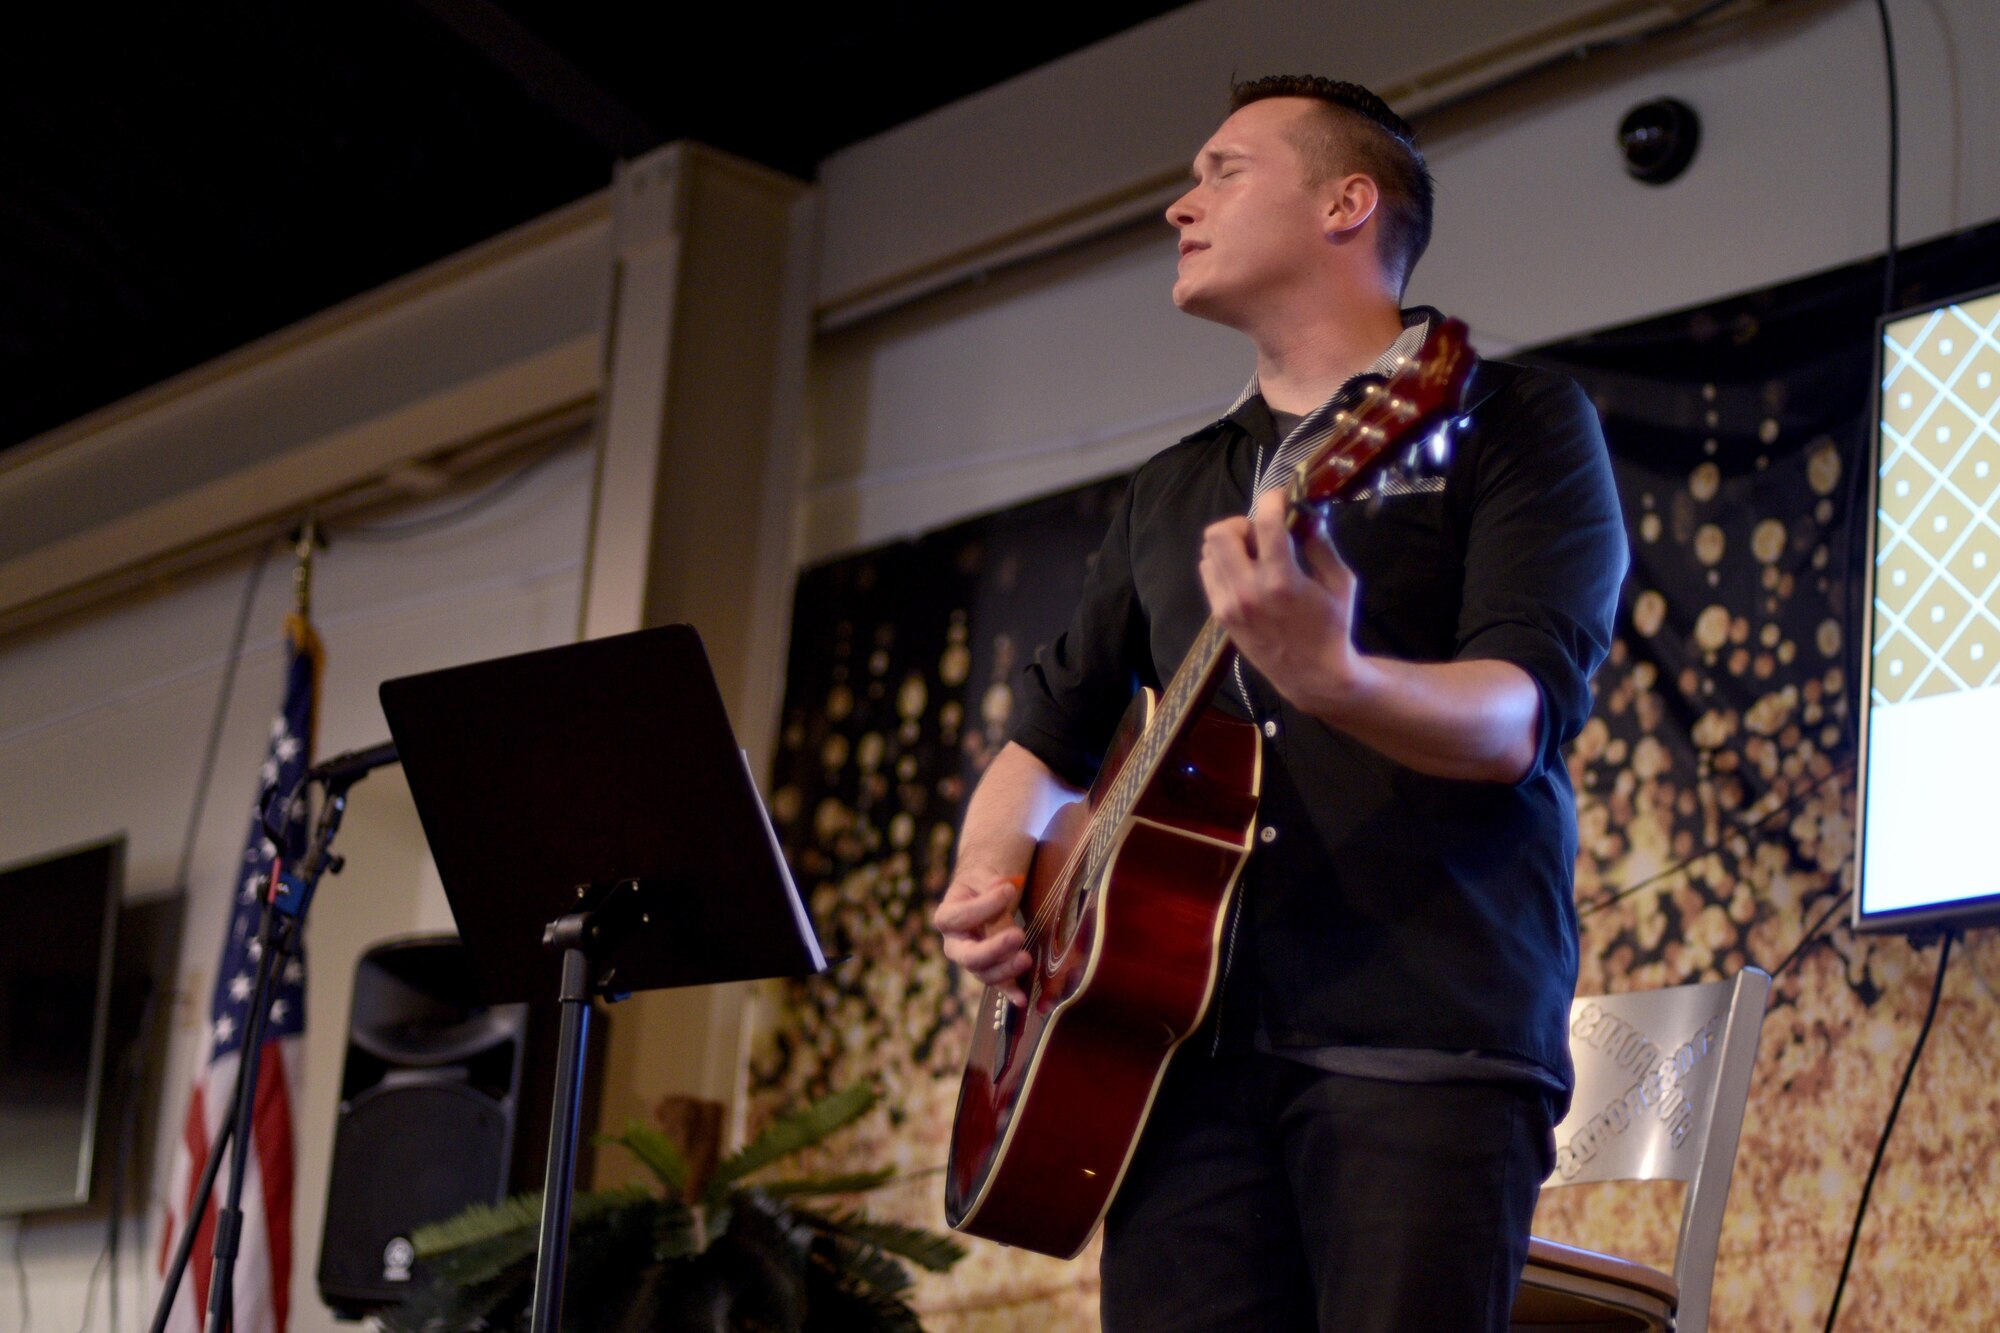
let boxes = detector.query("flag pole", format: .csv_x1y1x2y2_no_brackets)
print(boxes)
292,512,316,620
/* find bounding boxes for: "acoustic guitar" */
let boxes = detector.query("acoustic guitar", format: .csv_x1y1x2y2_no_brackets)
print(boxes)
944,317,1478,1258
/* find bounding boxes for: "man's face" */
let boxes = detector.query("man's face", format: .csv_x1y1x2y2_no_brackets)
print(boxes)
1166,98,1334,325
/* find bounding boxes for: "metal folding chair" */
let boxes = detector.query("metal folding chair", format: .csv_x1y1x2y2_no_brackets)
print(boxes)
1512,968,1772,1333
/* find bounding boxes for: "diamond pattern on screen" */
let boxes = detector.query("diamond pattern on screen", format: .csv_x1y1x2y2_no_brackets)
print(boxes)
1874,291,2000,703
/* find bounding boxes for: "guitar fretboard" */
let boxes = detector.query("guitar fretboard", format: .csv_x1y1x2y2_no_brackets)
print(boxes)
1078,617,1236,887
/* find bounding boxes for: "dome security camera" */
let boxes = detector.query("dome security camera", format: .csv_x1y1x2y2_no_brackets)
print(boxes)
1619,98,1700,184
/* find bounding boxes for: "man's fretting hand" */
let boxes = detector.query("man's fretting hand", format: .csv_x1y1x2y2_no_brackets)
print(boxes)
1201,489,1543,783
1199,489,1367,717
933,870,1031,1006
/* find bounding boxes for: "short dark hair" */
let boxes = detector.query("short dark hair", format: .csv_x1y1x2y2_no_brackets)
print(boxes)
1229,75,1435,294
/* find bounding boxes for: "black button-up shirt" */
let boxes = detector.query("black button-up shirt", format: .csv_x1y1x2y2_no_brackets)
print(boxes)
1011,353,1629,1091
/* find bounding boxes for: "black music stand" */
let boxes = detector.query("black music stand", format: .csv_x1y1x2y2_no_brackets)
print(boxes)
379,624,825,1333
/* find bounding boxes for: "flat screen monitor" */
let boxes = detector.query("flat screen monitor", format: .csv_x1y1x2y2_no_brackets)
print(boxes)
0,836,123,1213
1856,283,2000,932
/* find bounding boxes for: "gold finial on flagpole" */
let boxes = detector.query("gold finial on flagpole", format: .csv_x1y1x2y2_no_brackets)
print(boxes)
293,510,318,619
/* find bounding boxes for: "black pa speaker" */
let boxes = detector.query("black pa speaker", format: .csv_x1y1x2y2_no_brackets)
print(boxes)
316,935,536,1317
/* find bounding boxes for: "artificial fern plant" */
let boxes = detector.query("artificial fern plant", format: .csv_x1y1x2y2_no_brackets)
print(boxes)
378,1083,964,1332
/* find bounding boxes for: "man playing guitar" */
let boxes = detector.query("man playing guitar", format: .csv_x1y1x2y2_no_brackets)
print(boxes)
934,75,1628,1331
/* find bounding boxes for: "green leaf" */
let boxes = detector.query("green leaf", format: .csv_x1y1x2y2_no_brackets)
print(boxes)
653,1207,703,1262
820,1215,966,1274
408,1192,541,1257
410,1185,652,1258
420,1230,538,1294
790,1204,965,1280
558,1202,671,1330
802,1226,912,1297
844,1240,915,1296
755,1167,896,1199
387,1190,674,1332
804,1257,926,1331
705,1083,877,1209
601,1119,691,1196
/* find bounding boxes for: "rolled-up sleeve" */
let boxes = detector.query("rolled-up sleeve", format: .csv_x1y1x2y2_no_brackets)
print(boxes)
1454,373,1629,783
1011,482,1149,790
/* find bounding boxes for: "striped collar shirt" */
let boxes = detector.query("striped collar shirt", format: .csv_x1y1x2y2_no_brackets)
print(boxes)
1229,308,1432,506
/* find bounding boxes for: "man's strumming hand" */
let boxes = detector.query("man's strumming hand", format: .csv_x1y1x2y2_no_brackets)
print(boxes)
933,868,1031,1006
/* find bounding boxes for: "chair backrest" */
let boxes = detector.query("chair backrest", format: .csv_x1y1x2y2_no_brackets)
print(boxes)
1544,968,1772,1333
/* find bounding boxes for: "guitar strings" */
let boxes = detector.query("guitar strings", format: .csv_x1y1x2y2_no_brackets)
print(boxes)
1020,625,1231,950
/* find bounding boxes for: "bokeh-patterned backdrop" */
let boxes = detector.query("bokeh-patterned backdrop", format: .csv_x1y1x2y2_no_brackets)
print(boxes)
749,220,2000,1332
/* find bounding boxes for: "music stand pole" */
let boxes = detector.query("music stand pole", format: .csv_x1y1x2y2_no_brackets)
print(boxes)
527,913,595,1333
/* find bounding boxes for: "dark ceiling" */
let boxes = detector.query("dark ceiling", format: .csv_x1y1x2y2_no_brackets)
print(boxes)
1,1,1193,456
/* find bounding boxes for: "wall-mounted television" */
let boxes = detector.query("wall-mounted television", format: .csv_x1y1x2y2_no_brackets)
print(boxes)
1855,282,2000,933
0,836,124,1213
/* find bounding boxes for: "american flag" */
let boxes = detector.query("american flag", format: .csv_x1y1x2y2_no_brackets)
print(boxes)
156,613,320,1333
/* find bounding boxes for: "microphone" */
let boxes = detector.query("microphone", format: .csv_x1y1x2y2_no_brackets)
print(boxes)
308,741,400,785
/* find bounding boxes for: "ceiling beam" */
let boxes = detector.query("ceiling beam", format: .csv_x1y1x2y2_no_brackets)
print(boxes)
406,0,659,158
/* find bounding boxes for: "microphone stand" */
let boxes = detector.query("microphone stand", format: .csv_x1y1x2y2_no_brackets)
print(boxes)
148,743,397,1333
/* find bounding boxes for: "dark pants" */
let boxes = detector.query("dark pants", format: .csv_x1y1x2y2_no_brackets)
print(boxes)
1099,1048,1555,1333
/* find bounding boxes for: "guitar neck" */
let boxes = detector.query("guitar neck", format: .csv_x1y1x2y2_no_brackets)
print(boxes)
1084,617,1236,865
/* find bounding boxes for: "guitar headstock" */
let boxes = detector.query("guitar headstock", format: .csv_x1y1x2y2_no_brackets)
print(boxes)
1286,317,1478,523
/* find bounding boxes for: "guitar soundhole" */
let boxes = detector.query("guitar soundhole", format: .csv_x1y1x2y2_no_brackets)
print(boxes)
1054,872,1095,964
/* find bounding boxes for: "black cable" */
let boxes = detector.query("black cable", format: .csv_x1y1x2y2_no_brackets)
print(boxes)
1823,928,1953,1331
336,446,562,542
1873,0,1900,317
1769,886,1855,979
1831,0,1903,762
74,1018,141,1333
102,980,160,1333
1576,763,1852,918
73,1247,107,1333
12,1216,28,1333
174,541,276,892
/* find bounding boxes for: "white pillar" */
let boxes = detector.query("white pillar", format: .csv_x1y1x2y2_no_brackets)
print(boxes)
577,141,815,1166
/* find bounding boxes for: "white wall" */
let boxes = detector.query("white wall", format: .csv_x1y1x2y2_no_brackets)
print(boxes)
813,0,1718,321
803,0,2000,563
0,438,593,1333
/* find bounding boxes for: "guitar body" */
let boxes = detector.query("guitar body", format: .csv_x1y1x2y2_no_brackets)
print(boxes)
944,688,1260,1257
